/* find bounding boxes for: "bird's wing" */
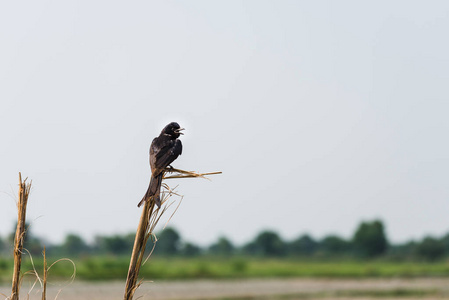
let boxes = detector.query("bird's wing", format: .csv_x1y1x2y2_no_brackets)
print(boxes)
153,139,182,175
149,137,158,169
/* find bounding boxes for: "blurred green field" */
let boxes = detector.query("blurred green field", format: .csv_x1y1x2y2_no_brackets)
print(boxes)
2,257,449,282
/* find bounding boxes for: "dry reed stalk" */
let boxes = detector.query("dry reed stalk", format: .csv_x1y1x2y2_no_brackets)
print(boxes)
11,172,32,300
164,167,222,179
124,200,156,300
124,168,220,300
42,247,47,300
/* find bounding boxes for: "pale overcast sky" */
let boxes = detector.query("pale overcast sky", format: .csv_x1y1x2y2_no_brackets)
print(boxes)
1,1,449,246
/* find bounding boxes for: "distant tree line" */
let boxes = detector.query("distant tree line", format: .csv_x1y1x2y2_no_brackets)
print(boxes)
0,220,448,261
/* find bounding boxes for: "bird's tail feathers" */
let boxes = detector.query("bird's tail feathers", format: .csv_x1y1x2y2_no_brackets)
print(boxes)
137,173,162,208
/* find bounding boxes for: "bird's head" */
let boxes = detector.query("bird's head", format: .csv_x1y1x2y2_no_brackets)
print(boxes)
162,122,185,138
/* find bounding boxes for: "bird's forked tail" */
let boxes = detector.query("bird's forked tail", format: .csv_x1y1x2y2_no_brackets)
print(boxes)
137,173,162,208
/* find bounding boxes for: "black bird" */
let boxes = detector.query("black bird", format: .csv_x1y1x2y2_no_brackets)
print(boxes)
138,122,184,208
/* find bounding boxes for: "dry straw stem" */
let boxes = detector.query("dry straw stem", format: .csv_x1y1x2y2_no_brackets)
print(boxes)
124,191,177,300
163,167,222,180
46,258,77,300
124,200,156,300
42,247,47,300
16,249,76,300
124,168,220,300
19,249,44,299
10,172,31,300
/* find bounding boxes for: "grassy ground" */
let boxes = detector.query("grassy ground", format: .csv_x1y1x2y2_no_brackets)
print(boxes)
2,256,449,282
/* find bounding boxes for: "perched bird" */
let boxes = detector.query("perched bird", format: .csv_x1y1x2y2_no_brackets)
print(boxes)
138,122,184,207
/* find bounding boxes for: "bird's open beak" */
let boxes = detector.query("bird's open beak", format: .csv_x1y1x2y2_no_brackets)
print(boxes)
175,128,185,135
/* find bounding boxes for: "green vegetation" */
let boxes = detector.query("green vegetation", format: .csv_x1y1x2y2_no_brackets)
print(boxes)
353,220,387,258
2,219,449,261
2,256,449,282
2,219,449,282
